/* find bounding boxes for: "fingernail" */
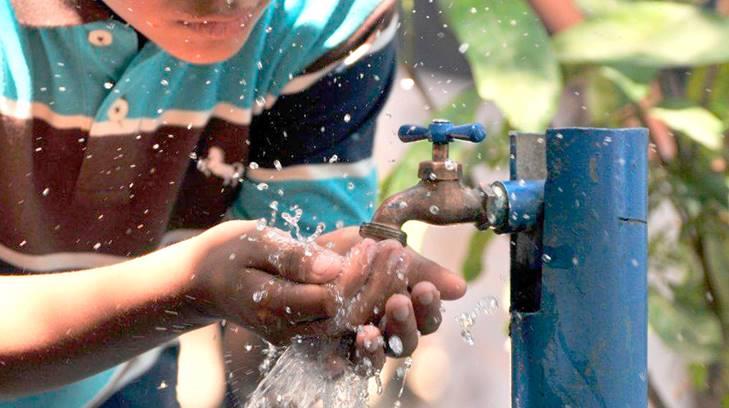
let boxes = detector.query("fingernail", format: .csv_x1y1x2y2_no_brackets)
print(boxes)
418,291,434,306
365,338,378,352
313,252,342,281
393,305,409,322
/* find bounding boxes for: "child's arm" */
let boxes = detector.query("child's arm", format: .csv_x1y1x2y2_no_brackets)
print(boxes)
0,220,340,398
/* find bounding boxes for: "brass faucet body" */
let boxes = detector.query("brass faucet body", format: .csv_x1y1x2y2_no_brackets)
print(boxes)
360,144,491,245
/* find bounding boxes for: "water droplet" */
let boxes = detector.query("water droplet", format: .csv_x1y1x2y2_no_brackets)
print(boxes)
256,182,269,191
93,242,101,250
347,182,355,191
429,205,440,215
42,187,50,196
249,161,259,170
273,160,282,171
542,254,552,263
343,114,351,123
252,290,266,303
458,43,470,54
256,218,267,231
444,159,456,171
400,78,415,91
388,335,403,356
328,154,339,163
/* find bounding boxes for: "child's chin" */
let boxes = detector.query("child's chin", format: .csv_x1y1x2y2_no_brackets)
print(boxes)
166,43,244,65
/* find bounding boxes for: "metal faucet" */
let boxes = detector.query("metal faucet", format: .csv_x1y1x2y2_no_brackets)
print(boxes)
360,120,497,245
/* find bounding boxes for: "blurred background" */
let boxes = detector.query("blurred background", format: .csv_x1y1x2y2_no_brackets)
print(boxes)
367,0,729,407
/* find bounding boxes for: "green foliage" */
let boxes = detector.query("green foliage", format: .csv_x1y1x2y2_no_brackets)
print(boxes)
599,65,656,102
687,64,729,126
575,0,630,16
554,2,729,67
439,0,562,131
690,362,710,392
393,6,729,396
651,102,725,150
462,231,493,282
649,291,722,362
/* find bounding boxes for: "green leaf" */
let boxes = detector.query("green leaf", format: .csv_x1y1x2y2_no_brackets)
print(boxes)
650,104,724,151
554,2,729,68
687,64,729,127
688,362,709,392
575,0,630,16
462,231,493,282
599,64,656,102
379,90,482,201
701,224,729,328
649,291,722,363
440,0,562,131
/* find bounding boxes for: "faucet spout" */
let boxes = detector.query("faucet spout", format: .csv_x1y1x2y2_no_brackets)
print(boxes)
361,179,488,245
360,120,491,246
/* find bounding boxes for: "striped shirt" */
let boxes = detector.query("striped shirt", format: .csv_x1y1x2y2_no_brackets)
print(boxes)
0,0,397,405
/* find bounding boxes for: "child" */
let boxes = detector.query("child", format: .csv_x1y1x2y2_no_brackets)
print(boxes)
0,0,466,406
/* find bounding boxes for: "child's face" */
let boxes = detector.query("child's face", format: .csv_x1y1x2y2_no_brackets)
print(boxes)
102,0,270,64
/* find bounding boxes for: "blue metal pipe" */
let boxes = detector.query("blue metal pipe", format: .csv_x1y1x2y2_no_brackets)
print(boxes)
492,180,545,234
511,128,648,407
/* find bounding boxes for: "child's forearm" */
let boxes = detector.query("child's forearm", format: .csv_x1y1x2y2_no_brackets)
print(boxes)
0,238,216,398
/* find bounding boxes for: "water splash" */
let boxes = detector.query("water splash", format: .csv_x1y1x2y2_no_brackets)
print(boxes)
393,357,413,407
244,213,401,407
456,296,499,346
246,338,370,408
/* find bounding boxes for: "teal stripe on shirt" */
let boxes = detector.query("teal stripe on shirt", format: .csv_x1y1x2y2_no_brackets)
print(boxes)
0,366,120,408
230,170,378,235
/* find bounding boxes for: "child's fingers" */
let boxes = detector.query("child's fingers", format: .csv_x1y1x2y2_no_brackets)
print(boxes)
246,227,344,284
404,248,466,300
237,267,337,325
383,294,418,358
344,240,409,325
411,281,442,335
354,325,386,373
315,226,362,255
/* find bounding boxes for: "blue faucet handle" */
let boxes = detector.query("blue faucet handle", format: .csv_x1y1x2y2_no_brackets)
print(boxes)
398,120,487,145
448,124,487,143
398,124,431,143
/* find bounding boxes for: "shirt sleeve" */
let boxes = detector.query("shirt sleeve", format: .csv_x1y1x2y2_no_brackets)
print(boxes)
229,40,396,236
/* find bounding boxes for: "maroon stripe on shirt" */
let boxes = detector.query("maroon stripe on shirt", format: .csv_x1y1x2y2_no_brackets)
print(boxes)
0,114,249,265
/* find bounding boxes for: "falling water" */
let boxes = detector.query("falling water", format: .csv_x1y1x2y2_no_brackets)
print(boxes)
245,338,371,408
244,208,378,407
456,296,499,346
